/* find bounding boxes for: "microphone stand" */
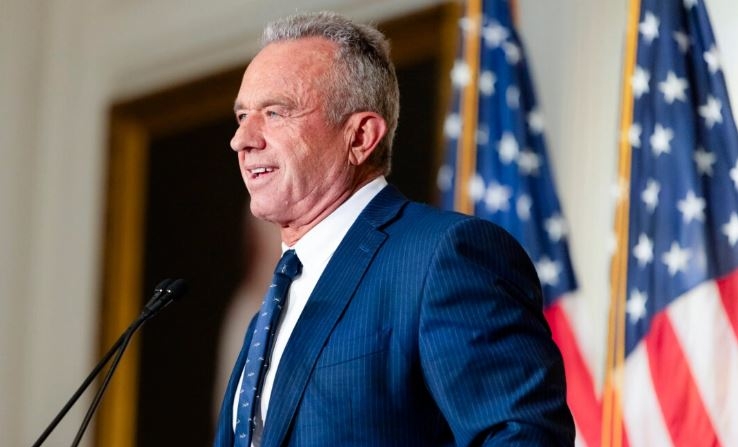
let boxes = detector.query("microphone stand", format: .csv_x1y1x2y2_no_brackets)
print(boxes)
30,332,127,447
31,278,187,447
69,321,140,447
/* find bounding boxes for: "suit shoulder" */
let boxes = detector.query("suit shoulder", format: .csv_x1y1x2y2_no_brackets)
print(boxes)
364,186,521,250
400,201,517,242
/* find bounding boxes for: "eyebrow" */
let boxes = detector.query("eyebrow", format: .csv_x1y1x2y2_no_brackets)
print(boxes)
233,97,298,114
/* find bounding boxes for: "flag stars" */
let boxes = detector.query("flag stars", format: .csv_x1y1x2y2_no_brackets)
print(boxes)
694,148,716,176
699,95,723,128
518,150,542,175
444,113,462,139
677,191,706,223
684,0,698,8
476,125,490,146
469,173,486,202
517,194,532,221
498,132,519,163
451,60,471,88
639,12,660,44
507,86,521,108
632,66,651,99
545,214,568,242
703,45,721,74
482,21,509,48
479,70,496,96
731,160,738,191
485,182,512,213
633,233,654,267
723,213,738,246
503,42,522,64
673,30,691,53
662,242,690,276
458,16,476,34
527,108,545,134
642,179,660,211
650,124,674,156
612,177,630,204
628,123,642,148
536,257,562,286
436,165,453,191
658,71,688,103
627,290,648,324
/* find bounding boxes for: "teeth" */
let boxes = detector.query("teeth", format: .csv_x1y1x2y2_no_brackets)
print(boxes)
250,167,274,175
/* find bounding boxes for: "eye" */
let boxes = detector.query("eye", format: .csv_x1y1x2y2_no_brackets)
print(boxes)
236,113,247,123
265,110,280,118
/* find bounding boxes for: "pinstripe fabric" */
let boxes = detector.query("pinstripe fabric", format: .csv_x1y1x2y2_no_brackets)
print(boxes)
215,185,573,446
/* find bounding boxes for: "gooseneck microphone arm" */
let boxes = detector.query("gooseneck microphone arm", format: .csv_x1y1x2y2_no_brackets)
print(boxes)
30,331,128,447
70,278,187,447
31,278,188,447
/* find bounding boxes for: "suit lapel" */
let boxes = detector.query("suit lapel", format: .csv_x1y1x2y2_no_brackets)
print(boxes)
262,185,407,447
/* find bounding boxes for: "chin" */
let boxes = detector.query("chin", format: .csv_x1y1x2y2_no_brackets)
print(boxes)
248,204,280,224
248,202,268,220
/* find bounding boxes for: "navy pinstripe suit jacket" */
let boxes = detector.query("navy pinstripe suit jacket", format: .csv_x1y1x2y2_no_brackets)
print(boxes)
214,185,574,446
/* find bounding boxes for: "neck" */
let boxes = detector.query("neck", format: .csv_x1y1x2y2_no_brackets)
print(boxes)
279,174,380,246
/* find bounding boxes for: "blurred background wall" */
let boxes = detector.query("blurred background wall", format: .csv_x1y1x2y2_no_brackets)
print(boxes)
1,0,737,445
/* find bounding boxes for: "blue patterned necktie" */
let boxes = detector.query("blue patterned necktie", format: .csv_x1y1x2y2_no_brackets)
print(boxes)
233,249,302,447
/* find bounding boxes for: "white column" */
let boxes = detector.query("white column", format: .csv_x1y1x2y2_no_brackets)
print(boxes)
18,0,107,444
0,0,45,445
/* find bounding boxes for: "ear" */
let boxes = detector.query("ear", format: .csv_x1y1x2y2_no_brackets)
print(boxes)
345,112,388,166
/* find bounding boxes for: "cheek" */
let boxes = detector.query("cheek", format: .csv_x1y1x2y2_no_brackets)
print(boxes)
280,124,348,181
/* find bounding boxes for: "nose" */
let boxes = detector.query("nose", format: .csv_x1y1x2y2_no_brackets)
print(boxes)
230,114,266,153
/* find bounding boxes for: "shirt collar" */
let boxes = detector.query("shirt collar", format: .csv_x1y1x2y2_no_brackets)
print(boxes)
283,176,388,267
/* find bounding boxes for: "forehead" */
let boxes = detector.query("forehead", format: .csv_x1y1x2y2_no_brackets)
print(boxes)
254,37,338,67
237,38,338,105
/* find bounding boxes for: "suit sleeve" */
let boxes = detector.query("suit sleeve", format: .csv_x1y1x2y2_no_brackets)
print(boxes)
418,217,575,446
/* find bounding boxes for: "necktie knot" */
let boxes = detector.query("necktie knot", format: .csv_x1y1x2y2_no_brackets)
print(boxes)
275,249,302,280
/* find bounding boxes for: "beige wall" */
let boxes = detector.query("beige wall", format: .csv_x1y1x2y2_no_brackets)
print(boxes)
1,0,736,445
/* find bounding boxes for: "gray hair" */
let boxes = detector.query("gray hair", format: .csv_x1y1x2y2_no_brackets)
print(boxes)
261,11,400,174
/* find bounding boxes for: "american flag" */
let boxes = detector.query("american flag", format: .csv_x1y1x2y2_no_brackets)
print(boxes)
437,1,600,444
605,0,738,445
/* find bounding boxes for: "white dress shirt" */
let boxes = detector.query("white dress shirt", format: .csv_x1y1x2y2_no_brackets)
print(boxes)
233,176,388,430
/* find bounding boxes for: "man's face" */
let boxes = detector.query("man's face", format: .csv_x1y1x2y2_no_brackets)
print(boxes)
231,38,355,233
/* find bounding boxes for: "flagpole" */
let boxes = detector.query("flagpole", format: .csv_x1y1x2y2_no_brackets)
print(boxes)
603,0,640,445
454,0,482,214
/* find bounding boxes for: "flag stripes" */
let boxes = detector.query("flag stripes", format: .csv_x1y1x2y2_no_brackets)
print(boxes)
669,273,738,446
544,300,601,447
645,312,719,446
717,272,738,340
610,0,738,444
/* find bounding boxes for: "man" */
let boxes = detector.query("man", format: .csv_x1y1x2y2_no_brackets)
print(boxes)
215,11,574,446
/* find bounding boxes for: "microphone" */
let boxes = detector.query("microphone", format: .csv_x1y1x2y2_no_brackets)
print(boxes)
31,278,188,447
141,278,188,321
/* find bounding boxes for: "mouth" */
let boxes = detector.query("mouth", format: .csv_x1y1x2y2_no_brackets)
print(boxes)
245,166,277,180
